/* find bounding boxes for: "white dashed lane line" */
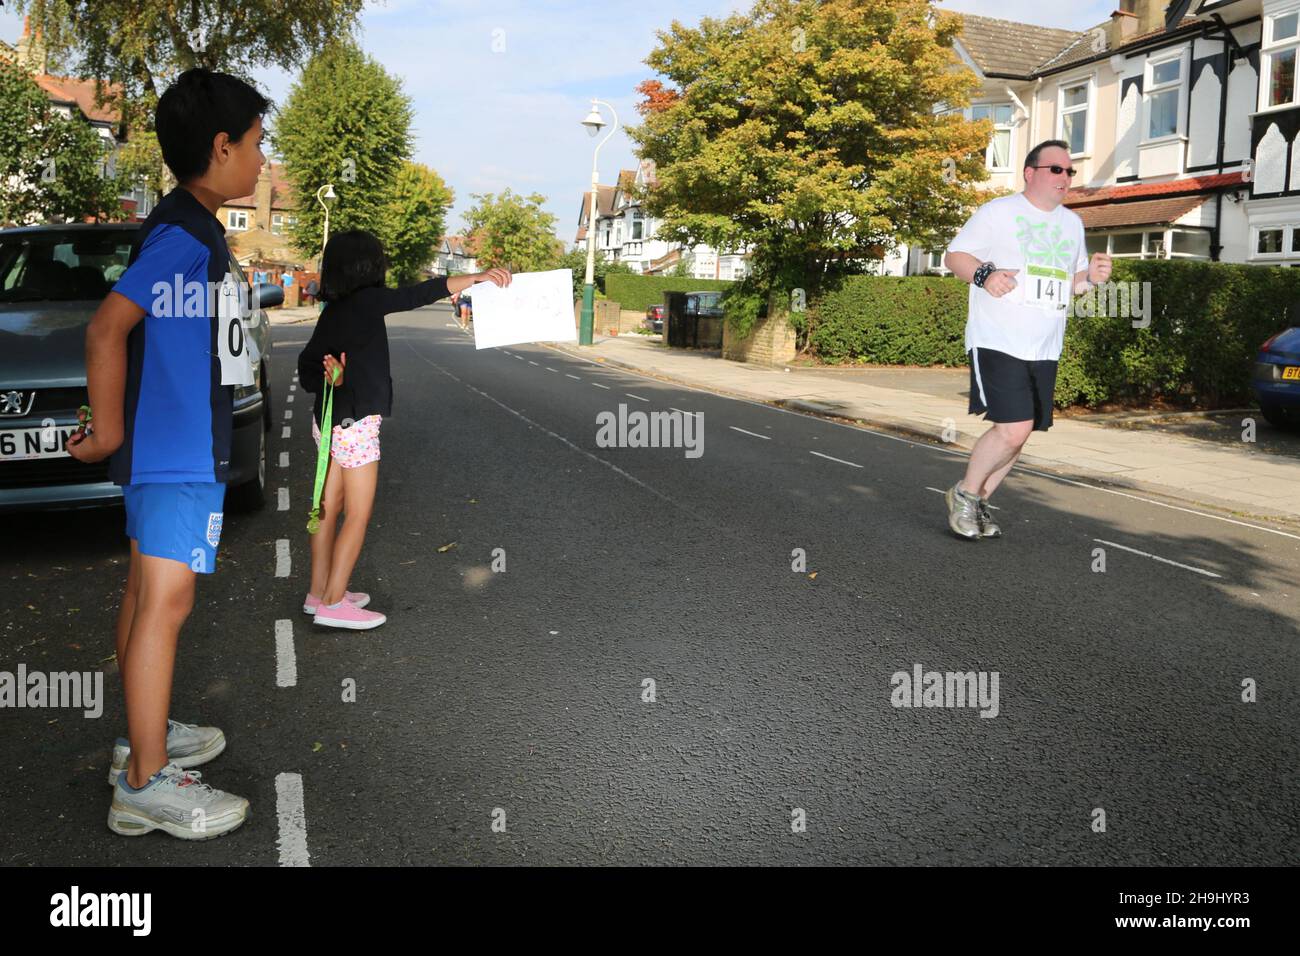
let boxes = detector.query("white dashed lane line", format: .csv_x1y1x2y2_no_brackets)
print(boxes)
277,487,289,511
279,452,289,468
729,426,770,440
286,394,294,403
810,450,862,468
1093,538,1222,579
283,409,292,420
275,539,291,577
545,367,558,372
274,619,296,688
528,360,539,366
592,383,610,390
275,773,310,867
626,393,649,402
281,426,291,440
565,374,581,380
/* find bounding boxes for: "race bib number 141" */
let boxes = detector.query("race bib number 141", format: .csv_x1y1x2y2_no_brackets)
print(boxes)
1023,264,1069,312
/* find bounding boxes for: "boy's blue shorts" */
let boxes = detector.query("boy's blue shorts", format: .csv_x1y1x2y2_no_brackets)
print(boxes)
123,482,226,574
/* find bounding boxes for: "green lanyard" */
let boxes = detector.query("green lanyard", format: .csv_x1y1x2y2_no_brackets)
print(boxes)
306,366,339,534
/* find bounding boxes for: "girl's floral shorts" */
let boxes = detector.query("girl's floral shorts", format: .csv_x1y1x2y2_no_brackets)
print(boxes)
312,414,382,468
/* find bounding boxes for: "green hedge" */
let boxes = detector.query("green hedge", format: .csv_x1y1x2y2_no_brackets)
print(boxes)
603,274,734,312
807,260,1300,408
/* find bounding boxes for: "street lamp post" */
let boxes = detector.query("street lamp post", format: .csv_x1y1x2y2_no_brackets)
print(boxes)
315,183,337,264
579,99,618,347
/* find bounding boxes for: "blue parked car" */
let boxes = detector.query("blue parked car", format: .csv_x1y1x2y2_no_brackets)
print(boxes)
1253,326,1300,428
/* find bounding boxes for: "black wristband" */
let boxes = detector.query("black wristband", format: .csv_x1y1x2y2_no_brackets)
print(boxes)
972,262,996,289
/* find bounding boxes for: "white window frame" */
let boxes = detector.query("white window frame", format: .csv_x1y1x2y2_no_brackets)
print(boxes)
1142,47,1190,143
227,210,248,231
1057,75,1094,158
271,213,283,235
1261,4,1300,111
1251,224,1292,258
969,102,1015,172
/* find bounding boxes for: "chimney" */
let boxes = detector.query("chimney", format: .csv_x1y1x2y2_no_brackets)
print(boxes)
16,16,49,74
1111,8,1140,45
254,165,273,231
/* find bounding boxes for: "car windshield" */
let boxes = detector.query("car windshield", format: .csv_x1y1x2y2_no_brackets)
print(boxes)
0,231,136,303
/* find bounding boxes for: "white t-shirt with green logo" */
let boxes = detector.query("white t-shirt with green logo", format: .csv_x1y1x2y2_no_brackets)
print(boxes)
946,193,1088,362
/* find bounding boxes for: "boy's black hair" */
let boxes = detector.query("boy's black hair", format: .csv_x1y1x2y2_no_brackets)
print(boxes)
1025,139,1071,170
155,69,271,182
318,230,389,302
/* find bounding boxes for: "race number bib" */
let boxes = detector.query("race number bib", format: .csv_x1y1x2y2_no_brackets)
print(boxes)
217,273,254,386
1022,264,1069,312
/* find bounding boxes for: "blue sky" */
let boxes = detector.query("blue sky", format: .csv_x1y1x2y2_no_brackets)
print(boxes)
2,0,1119,244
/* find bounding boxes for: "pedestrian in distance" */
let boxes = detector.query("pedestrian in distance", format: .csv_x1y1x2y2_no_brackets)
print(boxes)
67,68,273,839
297,230,511,629
942,139,1112,540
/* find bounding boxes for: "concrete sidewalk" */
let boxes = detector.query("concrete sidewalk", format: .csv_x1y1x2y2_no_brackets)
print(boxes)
268,306,319,326
547,333,1300,525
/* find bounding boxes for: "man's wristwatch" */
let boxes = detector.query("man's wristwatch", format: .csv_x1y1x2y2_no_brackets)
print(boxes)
972,261,997,289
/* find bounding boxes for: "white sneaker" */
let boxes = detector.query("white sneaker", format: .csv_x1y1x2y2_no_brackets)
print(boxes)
108,764,249,840
108,719,225,786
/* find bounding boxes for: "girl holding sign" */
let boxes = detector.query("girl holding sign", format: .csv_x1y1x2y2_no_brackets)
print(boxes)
297,229,510,629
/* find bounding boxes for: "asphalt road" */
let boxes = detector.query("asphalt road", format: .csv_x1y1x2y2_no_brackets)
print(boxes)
2,302,1297,865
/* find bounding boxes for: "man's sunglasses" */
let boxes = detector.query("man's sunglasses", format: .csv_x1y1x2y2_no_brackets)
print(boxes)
1029,164,1077,177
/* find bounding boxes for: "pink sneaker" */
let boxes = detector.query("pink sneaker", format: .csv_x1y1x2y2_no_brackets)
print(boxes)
303,591,370,615
313,599,386,630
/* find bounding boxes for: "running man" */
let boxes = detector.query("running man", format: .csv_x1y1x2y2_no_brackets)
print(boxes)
942,139,1112,540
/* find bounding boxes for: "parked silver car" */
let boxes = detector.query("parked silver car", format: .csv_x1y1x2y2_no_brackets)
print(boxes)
0,223,280,512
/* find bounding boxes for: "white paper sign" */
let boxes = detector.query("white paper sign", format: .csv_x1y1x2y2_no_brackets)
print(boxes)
217,272,254,386
468,269,578,349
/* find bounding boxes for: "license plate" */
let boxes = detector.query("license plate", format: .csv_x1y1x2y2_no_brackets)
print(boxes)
0,425,80,461
1283,366,1300,381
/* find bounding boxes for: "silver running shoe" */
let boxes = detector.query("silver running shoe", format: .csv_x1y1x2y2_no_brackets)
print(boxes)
108,719,226,786
945,483,982,540
977,499,1002,538
108,764,249,840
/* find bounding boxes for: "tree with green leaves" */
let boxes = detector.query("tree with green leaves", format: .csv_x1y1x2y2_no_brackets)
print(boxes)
379,161,454,284
463,190,563,273
9,1,365,125
0,59,125,225
557,247,637,301
272,42,414,264
628,0,992,317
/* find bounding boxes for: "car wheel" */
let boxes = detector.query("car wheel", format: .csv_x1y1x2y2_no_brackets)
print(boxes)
1259,402,1292,429
228,421,267,512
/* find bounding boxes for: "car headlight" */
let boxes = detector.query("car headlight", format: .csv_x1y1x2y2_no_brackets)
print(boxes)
1252,362,1281,382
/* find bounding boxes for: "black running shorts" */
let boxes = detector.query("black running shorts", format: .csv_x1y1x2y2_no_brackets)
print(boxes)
968,347,1058,431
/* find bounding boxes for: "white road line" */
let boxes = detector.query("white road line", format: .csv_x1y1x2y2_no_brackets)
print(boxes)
275,772,311,867
277,487,289,511
275,539,291,577
924,486,999,510
669,407,690,415
283,409,292,420
274,619,297,688
279,451,289,468
810,450,862,468
1093,538,1222,579
528,360,539,366
626,393,649,402
545,366,558,372
404,341,714,521
445,322,460,328
289,384,296,393
515,355,525,361
592,382,610,389
281,426,291,440
566,374,581,380
286,394,294,403
729,426,771,440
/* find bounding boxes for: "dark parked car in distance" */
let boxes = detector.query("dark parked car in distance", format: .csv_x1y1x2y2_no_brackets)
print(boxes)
0,223,281,513
1253,326,1300,427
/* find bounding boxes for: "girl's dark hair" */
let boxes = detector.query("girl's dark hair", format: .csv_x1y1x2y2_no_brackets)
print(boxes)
155,69,271,182
318,230,389,302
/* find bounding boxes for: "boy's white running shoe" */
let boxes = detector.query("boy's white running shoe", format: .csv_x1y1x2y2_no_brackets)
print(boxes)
107,719,225,786
108,764,249,840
